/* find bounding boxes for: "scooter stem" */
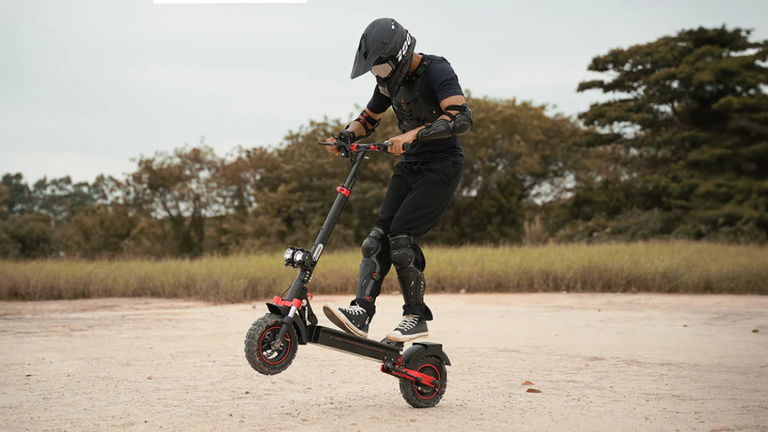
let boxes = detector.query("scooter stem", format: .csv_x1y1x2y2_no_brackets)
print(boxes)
272,151,369,348
310,151,366,259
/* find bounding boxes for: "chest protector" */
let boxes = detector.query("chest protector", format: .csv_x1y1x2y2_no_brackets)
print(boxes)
391,55,443,134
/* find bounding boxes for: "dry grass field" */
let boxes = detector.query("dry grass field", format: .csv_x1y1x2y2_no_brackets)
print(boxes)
0,241,766,302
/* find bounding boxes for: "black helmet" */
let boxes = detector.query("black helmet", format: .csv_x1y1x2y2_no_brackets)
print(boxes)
350,18,416,97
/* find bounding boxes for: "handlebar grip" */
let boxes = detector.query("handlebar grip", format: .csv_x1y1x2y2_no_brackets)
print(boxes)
377,141,411,152
377,141,410,154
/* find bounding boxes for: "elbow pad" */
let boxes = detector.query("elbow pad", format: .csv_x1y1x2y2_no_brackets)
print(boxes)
344,110,380,140
338,111,379,144
452,105,473,135
417,104,473,141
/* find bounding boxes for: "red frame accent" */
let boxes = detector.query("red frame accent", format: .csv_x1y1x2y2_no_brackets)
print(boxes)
271,296,302,309
413,364,441,399
336,186,351,197
350,143,359,152
380,364,439,389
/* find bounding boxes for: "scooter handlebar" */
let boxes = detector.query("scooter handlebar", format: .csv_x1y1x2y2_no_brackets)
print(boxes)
318,140,411,155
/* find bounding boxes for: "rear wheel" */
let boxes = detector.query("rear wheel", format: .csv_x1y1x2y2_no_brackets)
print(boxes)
244,313,298,375
398,355,447,408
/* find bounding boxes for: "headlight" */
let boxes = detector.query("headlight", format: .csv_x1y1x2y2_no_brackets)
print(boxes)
282,247,312,267
293,250,305,264
283,247,296,266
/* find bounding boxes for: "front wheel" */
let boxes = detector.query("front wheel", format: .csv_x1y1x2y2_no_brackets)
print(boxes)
244,313,298,375
399,355,448,408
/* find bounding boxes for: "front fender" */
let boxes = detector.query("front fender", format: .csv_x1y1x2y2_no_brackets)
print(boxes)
265,302,287,316
264,302,309,345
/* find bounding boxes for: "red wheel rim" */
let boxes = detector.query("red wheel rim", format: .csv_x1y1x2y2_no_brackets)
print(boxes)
258,325,291,365
414,363,441,400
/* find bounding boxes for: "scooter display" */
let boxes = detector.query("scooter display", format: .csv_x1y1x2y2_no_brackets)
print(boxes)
243,139,450,408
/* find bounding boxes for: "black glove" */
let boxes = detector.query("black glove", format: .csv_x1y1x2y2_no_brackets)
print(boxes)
336,130,356,145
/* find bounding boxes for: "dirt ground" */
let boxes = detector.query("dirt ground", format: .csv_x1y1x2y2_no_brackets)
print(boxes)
0,293,766,432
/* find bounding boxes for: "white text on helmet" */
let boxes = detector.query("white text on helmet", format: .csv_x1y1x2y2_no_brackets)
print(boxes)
396,32,411,62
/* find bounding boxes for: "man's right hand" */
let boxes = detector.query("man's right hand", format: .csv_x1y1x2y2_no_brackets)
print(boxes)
324,137,342,157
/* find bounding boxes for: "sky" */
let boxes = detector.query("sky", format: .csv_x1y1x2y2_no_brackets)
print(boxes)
1,0,766,183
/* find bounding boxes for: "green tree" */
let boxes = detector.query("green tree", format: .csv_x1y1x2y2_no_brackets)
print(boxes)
1,173,29,215
57,204,138,258
3,213,56,258
215,146,282,252
29,176,95,221
427,96,582,244
573,26,768,242
0,183,16,256
0,183,8,219
125,146,224,256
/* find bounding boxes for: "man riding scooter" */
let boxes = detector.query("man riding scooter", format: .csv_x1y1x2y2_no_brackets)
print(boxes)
323,17,473,343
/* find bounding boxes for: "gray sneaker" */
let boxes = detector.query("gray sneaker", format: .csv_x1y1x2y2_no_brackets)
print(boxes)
386,314,428,342
323,303,370,338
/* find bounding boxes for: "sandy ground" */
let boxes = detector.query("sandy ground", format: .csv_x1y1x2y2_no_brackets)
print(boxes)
0,293,766,432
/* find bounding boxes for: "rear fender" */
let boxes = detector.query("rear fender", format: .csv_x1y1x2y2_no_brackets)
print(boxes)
402,342,451,366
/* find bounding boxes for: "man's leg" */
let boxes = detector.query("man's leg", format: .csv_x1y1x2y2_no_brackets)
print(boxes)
353,162,414,316
390,160,462,237
385,160,462,341
389,233,433,317
386,232,432,341
323,163,411,337
351,227,391,317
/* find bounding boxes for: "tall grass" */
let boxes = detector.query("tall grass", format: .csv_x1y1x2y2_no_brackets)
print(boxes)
0,241,765,302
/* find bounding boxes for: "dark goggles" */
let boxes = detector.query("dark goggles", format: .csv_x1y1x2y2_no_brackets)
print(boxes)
371,59,396,78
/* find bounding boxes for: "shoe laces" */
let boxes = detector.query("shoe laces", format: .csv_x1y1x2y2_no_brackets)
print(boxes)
342,305,366,316
395,314,420,331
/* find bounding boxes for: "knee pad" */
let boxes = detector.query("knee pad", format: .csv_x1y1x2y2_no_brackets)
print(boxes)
389,233,425,271
361,227,385,258
355,227,391,310
389,233,428,309
389,233,415,270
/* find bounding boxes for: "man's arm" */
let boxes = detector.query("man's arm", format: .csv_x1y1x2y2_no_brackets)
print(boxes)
414,95,472,141
386,95,471,155
343,108,385,141
326,86,391,156
325,108,386,156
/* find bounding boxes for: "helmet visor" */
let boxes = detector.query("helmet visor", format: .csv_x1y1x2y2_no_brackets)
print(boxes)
371,60,395,79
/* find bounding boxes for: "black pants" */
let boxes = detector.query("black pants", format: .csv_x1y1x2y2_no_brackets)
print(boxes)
376,159,463,236
356,158,462,318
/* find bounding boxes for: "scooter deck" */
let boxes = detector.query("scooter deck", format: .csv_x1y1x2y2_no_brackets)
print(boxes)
307,325,401,364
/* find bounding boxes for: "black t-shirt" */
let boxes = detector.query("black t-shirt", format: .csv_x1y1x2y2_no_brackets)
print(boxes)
366,54,464,163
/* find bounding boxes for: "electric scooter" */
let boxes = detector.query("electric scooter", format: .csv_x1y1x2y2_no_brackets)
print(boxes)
243,139,450,408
